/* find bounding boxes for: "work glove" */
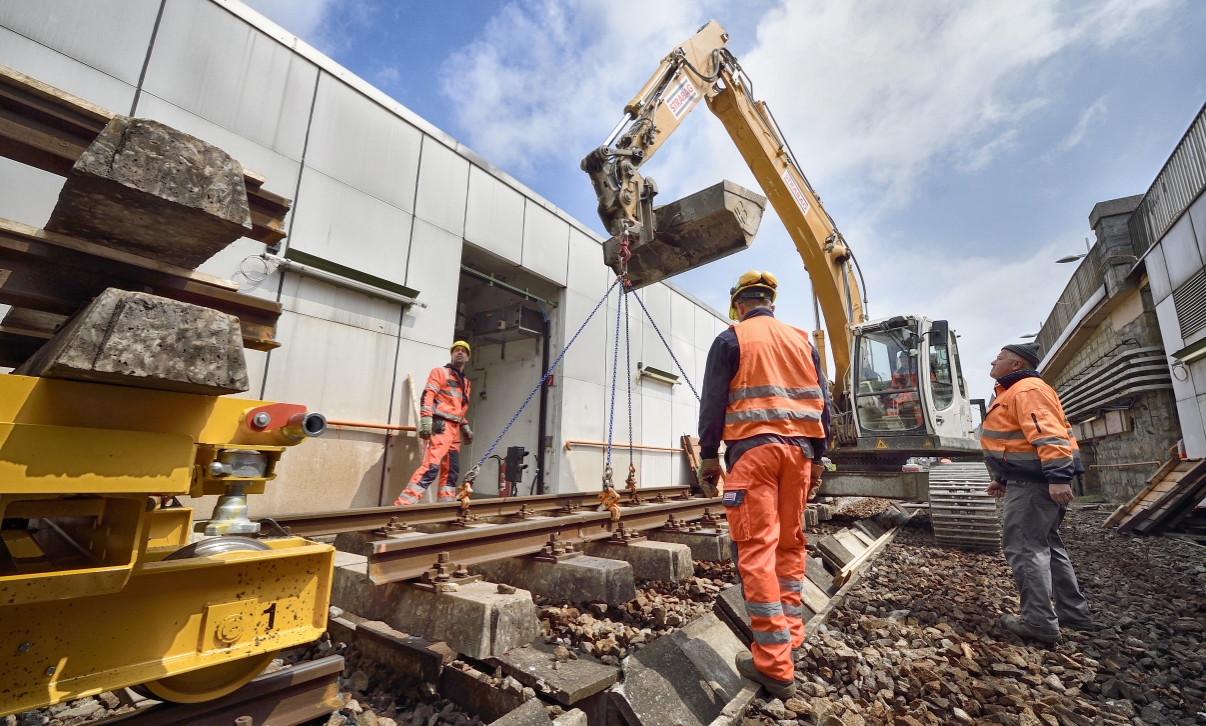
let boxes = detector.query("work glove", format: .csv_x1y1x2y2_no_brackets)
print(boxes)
696,458,722,497
461,423,474,444
419,416,432,439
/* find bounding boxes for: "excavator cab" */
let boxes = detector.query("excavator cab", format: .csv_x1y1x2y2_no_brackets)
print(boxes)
848,316,978,453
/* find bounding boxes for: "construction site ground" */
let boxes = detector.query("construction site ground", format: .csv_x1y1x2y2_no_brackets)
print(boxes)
11,499,1205,726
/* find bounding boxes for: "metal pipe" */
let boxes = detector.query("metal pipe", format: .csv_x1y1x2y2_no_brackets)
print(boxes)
536,317,551,495
460,264,558,308
564,440,684,453
265,253,427,308
326,419,416,432
604,113,634,148
1089,461,1161,469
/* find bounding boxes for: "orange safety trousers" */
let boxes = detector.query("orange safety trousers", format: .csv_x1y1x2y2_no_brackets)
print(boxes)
723,442,812,682
396,422,461,505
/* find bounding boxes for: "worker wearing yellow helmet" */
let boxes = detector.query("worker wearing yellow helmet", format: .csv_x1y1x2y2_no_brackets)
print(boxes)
698,270,831,698
396,340,475,505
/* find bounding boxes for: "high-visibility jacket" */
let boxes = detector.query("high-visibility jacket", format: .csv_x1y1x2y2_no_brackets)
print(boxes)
722,314,826,441
422,364,470,424
980,372,1083,483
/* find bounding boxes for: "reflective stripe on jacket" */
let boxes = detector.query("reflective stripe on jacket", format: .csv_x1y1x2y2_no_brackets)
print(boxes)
980,374,1083,483
722,314,826,441
421,364,470,424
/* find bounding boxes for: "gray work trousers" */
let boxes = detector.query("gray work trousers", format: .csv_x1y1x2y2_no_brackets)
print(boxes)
1001,481,1092,636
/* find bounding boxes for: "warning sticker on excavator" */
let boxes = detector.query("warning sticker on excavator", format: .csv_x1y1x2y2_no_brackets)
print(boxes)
782,169,811,215
875,438,887,449
665,75,699,119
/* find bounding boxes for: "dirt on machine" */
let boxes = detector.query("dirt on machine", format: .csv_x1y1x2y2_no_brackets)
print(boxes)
581,21,999,550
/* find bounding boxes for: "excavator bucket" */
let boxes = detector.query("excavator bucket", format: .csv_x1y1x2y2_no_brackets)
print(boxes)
604,180,766,289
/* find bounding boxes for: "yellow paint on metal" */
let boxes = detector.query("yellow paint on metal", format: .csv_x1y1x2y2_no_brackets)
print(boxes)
145,507,192,548
0,541,334,715
0,374,333,716
0,422,194,494
0,375,310,448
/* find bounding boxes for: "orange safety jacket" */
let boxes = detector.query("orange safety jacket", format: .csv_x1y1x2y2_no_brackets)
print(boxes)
422,364,470,424
722,314,826,441
980,371,1083,483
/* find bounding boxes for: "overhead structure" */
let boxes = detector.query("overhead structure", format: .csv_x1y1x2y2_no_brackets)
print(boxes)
582,21,998,548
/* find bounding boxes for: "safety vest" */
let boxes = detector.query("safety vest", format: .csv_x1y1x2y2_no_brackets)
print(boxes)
422,365,471,424
722,314,825,441
980,374,1083,483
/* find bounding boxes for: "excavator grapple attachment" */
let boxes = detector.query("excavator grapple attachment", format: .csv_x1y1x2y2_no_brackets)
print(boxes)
603,180,766,289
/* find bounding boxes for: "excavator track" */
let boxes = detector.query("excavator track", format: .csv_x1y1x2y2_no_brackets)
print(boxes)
927,462,1001,551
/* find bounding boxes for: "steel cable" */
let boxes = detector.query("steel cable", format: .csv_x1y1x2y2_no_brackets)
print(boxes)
469,279,620,477
630,289,701,402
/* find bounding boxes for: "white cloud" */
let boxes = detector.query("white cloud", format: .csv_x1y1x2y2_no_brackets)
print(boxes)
439,0,1174,401
1055,95,1108,153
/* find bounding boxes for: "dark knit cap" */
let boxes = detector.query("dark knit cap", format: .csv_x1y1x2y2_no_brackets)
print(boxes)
1002,342,1041,368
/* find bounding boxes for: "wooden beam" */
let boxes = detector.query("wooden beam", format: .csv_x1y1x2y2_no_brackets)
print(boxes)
0,64,290,244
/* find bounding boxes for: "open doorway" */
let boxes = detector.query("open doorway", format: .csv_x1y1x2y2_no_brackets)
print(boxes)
453,245,562,498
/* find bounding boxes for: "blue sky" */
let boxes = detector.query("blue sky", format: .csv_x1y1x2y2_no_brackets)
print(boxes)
245,0,1206,399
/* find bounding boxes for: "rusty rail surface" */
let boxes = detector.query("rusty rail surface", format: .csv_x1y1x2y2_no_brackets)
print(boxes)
96,656,343,726
366,496,722,585
265,486,697,537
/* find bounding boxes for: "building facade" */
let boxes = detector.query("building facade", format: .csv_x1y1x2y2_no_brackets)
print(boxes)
0,0,732,516
1130,101,1206,460
1035,197,1179,501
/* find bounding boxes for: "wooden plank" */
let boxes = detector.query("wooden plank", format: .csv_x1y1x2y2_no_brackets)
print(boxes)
1106,457,1183,527
1116,460,1199,529
0,218,240,291
834,529,868,556
834,527,896,588
1134,476,1206,535
1120,460,1206,534
799,576,830,614
849,528,877,548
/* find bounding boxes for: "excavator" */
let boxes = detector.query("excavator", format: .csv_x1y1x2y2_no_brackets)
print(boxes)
581,20,999,549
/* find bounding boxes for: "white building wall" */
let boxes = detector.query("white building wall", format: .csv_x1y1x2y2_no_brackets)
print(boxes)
1145,190,1206,457
0,0,726,513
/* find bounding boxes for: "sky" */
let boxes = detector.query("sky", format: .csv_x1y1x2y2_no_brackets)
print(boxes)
244,0,1206,400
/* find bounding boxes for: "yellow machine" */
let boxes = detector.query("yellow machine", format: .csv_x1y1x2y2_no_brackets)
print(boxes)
582,19,980,454
584,21,998,545
0,374,334,715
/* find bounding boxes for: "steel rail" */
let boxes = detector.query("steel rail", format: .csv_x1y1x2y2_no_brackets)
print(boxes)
265,486,696,537
366,495,722,584
95,656,343,726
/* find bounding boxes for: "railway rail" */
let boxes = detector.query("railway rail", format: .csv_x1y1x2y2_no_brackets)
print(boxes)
254,486,722,585
263,485,698,537
93,656,343,726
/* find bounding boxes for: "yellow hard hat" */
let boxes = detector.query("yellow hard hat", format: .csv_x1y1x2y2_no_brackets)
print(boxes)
451,340,471,355
728,270,778,320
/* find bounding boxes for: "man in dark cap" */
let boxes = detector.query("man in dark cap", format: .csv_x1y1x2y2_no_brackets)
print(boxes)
980,341,1095,643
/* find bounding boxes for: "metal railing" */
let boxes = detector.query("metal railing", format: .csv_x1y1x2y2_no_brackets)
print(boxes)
1036,242,1106,357
1129,99,1206,257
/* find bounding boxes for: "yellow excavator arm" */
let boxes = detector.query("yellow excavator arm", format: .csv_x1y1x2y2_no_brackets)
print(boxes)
581,20,865,394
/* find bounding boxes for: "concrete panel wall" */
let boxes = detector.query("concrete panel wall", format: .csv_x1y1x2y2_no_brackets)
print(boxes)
0,0,729,514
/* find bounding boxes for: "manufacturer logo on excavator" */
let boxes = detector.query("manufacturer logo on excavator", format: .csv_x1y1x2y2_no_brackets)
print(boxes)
782,169,810,215
665,76,699,119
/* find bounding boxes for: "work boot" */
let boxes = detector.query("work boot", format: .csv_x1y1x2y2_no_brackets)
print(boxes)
1000,614,1059,645
735,651,796,699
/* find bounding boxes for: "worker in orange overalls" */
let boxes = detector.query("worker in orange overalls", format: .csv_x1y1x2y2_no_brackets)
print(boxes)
981,341,1095,643
396,341,474,505
696,271,830,699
